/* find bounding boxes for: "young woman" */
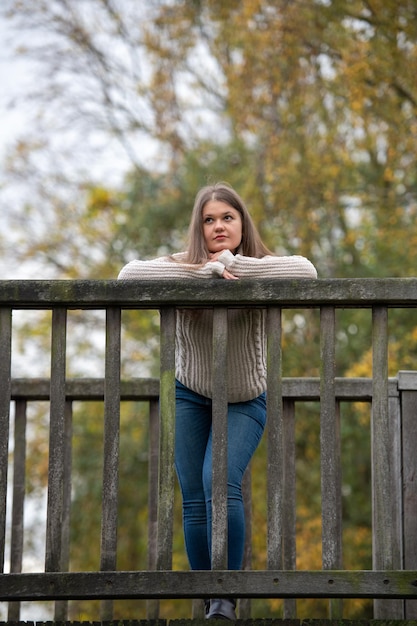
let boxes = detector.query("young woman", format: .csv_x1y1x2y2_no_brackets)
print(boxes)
118,182,317,619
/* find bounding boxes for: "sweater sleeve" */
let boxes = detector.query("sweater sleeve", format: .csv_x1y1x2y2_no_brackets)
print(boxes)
117,254,226,280
217,249,318,278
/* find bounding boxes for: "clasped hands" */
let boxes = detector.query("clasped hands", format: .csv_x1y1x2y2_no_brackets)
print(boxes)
208,251,239,280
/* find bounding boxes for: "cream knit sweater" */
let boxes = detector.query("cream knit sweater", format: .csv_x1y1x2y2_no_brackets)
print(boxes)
118,249,317,402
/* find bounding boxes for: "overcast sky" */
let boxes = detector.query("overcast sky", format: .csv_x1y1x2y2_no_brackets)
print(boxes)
0,13,31,155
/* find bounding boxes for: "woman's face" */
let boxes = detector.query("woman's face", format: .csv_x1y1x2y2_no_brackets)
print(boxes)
202,200,243,254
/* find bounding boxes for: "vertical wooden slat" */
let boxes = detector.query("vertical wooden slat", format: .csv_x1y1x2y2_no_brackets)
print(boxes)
388,389,405,620
242,468,252,571
157,307,176,572
266,307,283,570
320,306,342,618
45,307,67,573
100,307,121,621
148,399,160,571
0,307,12,573
398,371,417,619
147,398,160,619
388,392,403,572
8,400,27,622
61,400,73,571
372,305,394,619
54,400,73,622
371,306,392,567
283,398,296,620
211,307,228,571
239,467,252,618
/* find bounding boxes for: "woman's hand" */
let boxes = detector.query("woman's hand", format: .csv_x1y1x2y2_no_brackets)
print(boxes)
222,268,239,280
208,251,225,262
208,252,238,280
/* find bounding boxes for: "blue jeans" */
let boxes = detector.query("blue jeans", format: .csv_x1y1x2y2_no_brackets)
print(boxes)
175,379,267,570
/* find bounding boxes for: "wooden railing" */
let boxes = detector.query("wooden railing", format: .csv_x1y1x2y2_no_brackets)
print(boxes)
1,278,417,622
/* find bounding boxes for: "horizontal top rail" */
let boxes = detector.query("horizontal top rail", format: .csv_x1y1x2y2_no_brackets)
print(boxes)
2,278,417,308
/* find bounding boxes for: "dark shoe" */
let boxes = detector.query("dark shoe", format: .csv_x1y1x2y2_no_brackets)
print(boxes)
206,598,236,620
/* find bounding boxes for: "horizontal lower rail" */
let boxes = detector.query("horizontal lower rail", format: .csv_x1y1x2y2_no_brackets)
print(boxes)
1,571,416,601
10,377,399,401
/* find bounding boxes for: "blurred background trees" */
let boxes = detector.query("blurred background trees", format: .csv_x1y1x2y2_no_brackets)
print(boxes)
1,0,417,620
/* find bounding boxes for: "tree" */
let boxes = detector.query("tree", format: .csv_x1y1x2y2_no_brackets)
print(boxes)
3,0,417,280
3,0,417,619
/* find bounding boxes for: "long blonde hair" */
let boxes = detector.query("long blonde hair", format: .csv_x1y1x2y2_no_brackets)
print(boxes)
185,182,272,263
